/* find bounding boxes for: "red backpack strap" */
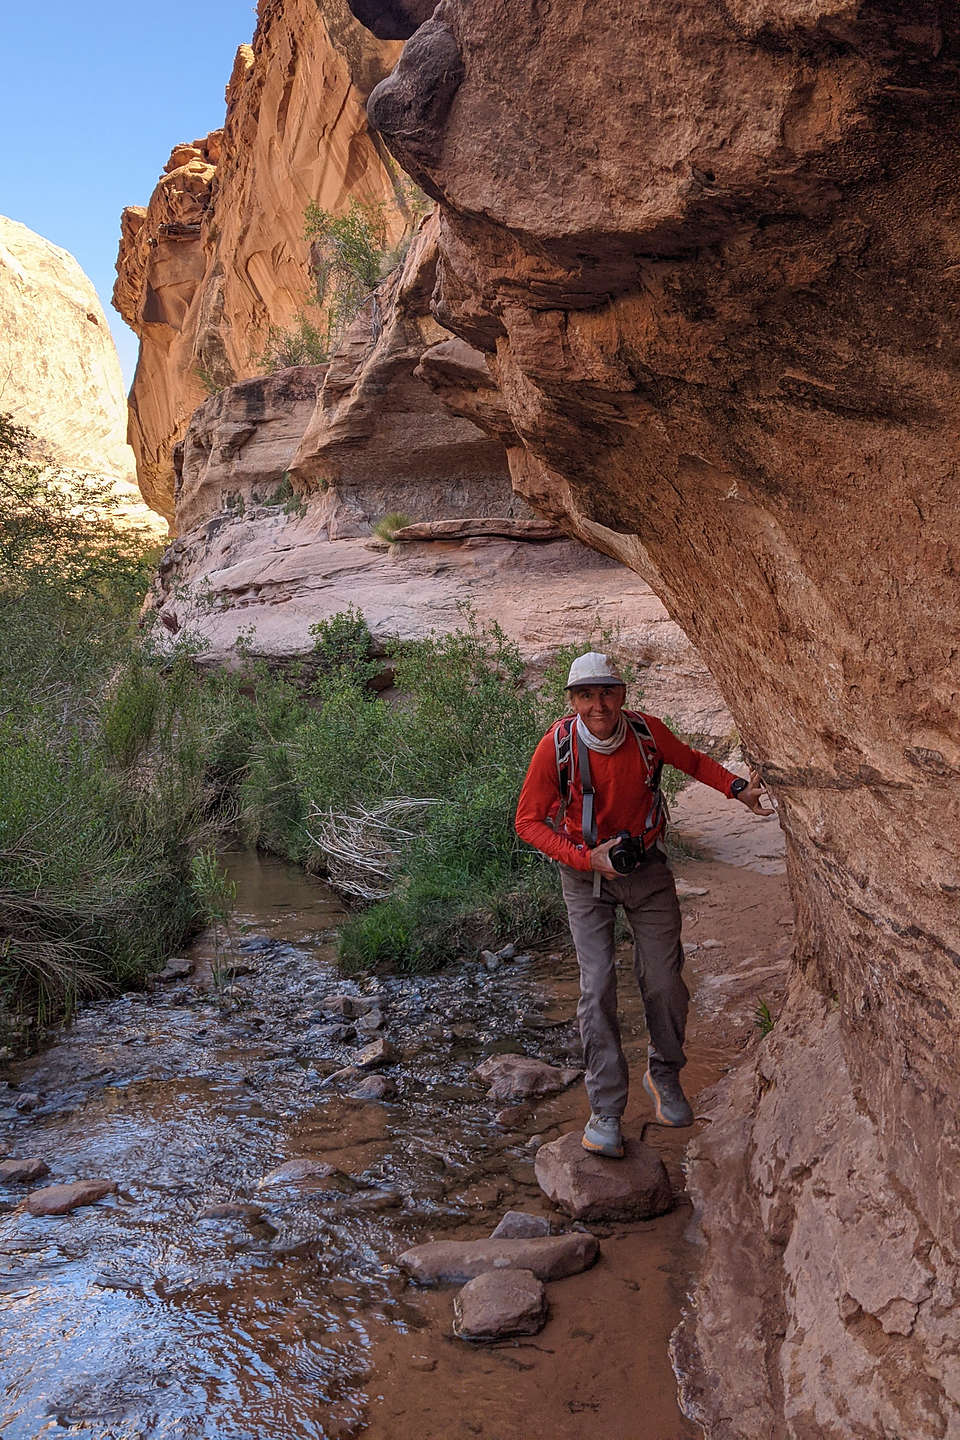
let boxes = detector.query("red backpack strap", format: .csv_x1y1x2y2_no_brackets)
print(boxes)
625,711,667,830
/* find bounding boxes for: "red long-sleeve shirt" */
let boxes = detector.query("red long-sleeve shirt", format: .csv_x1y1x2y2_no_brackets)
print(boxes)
515,713,738,872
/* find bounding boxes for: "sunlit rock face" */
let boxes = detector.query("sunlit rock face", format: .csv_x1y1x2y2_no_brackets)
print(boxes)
356,2,960,1433
113,0,405,523
0,215,160,532
151,228,729,742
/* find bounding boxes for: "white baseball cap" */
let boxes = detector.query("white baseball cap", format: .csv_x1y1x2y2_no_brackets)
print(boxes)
565,651,625,689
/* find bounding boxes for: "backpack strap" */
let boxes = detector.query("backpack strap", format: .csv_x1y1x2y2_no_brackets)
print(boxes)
554,715,575,802
574,724,597,847
625,711,667,832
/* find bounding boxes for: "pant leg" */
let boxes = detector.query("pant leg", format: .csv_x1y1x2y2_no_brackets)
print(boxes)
617,859,688,1071
560,867,629,1117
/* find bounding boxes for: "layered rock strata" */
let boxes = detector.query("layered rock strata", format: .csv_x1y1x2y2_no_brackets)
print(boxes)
0,216,160,533
114,0,406,522
352,2,960,1434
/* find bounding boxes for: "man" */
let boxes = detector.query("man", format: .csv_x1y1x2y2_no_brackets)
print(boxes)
515,651,771,1158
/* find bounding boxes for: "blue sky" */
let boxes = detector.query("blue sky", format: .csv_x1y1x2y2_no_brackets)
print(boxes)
2,0,256,385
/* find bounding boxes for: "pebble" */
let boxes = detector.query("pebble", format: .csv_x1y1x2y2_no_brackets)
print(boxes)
700,939,724,950
490,1210,551,1240
354,1037,397,1070
0,1157,50,1184
472,1053,580,1102
258,1158,338,1187
347,1074,397,1102
24,1179,117,1216
674,880,709,899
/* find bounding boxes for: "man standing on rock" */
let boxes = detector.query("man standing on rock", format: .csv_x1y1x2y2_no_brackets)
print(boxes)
515,652,771,1158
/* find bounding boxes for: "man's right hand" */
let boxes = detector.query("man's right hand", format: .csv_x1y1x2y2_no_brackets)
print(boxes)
589,836,619,876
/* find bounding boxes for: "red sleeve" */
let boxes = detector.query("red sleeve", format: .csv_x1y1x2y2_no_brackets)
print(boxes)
515,730,593,872
643,715,739,797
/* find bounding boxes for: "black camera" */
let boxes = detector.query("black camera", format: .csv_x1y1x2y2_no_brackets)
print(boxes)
609,830,649,874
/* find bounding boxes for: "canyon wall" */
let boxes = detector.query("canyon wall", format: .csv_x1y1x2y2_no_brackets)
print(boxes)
351,1,960,1435
151,219,729,740
0,215,160,532
113,0,406,523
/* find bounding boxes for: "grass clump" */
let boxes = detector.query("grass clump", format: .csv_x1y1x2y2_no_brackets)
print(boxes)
371,511,412,541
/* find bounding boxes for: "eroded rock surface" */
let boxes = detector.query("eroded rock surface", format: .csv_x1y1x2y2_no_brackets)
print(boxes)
356,2,960,1433
23,1180,117,1217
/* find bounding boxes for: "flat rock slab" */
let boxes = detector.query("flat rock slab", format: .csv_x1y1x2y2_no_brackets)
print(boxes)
472,1053,580,1102
198,1201,265,1221
23,1179,117,1216
0,1157,50,1184
453,1268,547,1341
490,1210,551,1239
535,1131,673,1222
398,1231,597,1285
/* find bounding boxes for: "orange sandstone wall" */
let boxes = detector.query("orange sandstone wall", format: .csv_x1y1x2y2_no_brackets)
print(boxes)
113,0,404,522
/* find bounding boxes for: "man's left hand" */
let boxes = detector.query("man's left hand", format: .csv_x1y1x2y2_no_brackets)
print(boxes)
736,768,776,817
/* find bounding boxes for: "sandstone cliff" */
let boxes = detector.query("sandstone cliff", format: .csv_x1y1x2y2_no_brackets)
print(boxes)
113,0,406,523
353,2,960,1434
0,215,160,531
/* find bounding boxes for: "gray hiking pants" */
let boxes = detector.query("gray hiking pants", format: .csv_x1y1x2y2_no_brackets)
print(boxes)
560,858,688,1119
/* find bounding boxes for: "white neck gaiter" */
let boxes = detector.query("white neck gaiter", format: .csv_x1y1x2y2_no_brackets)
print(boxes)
576,712,627,756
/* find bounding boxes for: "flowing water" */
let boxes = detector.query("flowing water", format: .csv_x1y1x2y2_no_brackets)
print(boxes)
0,852,585,1440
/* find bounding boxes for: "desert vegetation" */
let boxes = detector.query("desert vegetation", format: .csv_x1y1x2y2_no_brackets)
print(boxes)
0,413,688,1048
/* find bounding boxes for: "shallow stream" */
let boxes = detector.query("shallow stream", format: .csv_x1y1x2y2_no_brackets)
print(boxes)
0,852,585,1439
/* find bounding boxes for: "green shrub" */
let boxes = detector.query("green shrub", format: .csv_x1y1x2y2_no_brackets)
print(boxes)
253,313,330,372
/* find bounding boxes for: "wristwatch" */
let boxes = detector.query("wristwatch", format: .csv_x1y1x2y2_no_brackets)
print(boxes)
729,777,749,798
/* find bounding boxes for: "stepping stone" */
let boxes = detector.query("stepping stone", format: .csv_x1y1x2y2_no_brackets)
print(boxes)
397,1231,597,1285
453,1269,547,1341
535,1131,672,1222
472,1053,580,1102
490,1210,551,1239
0,1157,49,1184
23,1179,117,1216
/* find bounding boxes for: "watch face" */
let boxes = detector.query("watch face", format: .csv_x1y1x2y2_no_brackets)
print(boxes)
732,778,747,796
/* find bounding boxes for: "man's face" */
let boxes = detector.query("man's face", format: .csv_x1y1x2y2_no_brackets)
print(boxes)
569,684,626,740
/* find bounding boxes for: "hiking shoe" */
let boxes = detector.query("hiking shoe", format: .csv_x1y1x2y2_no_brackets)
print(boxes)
643,1068,694,1127
581,1113,624,1158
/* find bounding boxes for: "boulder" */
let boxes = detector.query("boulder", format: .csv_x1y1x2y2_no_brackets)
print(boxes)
490,1210,551,1239
453,1268,547,1342
158,957,194,981
397,1231,597,1285
0,1157,50,1184
472,1053,580,1102
534,1132,672,1222
23,1179,117,1216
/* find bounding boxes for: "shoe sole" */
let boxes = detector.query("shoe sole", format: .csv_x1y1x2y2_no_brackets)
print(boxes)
581,1134,624,1159
642,1070,693,1128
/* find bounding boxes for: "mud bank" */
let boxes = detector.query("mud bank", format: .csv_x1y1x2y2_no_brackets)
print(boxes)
1,807,788,1438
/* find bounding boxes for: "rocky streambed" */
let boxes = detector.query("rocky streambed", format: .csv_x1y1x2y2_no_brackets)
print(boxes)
1,804,790,1440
